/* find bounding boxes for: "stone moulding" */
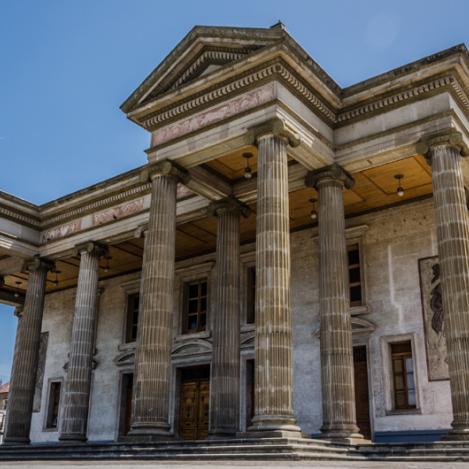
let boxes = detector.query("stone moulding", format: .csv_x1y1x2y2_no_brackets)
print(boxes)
114,350,135,368
140,63,468,136
0,203,41,229
143,59,337,131
149,46,263,100
171,338,212,357
338,74,469,125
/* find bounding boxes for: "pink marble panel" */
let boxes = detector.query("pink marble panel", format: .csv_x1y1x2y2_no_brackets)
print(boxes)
152,83,276,146
42,220,82,243
93,198,145,227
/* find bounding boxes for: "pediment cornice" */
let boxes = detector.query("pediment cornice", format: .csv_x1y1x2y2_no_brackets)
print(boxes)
121,30,468,135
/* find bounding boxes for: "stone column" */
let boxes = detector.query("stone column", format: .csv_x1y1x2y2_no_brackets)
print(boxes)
306,164,362,441
209,197,249,437
59,242,107,442
248,119,301,434
130,161,186,439
4,258,53,444
417,130,469,440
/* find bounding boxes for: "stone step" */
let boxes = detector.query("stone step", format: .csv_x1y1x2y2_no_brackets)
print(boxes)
0,439,357,461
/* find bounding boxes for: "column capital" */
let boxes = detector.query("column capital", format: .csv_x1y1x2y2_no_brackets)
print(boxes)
146,160,189,184
208,197,251,218
248,118,301,148
416,129,469,160
305,164,355,190
24,256,54,273
74,241,108,259
134,223,148,239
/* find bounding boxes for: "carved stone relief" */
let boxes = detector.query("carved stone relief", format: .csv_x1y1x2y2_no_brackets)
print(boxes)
418,256,449,381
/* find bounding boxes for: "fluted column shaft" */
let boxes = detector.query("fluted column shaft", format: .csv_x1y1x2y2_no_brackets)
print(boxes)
59,242,105,441
209,198,247,436
251,130,299,433
4,259,52,444
306,164,360,440
421,131,469,439
130,161,180,437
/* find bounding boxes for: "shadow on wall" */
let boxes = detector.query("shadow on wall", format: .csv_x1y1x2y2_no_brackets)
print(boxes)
0,304,16,385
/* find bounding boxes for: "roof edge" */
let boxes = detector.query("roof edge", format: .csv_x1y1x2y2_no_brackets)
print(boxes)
343,43,469,97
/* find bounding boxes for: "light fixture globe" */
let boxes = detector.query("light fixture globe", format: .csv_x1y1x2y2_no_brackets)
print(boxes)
309,197,318,221
394,174,405,197
242,152,254,180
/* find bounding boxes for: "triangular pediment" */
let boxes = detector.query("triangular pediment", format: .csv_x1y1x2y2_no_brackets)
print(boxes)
145,44,263,101
121,24,289,113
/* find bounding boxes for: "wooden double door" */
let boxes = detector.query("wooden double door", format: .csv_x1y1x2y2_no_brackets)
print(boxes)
179,367,210,440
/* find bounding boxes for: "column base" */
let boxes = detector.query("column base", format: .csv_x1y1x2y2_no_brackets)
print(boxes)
246,415,302,438
58,433,87,443
2,436,30,446
320,424,364,445
442,425,469,441
127,421,174,442
208,430,238,440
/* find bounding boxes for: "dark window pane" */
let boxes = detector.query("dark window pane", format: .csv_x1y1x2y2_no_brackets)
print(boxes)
393,359,403,372
395,392,406,409
189,284,199,298
200,297,207,312
46,381,61,429
247,267,256,324
188,300,198,313
188,315,197,330
391,341,415,410
350,286,362,302
348,247,360,265
391,341,412,354
394,375,404,390
183,279,208,333
199,313,206,329
201,281,207,296
126,293,139,343
349,267,361,283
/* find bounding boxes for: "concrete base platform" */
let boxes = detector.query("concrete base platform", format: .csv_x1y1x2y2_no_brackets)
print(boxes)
2,437,469,462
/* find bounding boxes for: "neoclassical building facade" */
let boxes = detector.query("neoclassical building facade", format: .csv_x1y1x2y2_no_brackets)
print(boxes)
1,24,469,447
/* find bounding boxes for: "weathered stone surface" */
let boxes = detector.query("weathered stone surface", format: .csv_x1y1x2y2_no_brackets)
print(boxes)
130,167,178,437
4,259,52,444
249,129,299,433
209,198,246,436
423,131,469,440
307,165,361,441
59,242,106,442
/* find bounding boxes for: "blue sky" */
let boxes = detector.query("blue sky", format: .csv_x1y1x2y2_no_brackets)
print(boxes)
0,0,468,382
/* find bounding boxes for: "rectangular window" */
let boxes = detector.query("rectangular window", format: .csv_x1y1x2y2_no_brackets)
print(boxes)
45,381,61,429
246,266,256,324
348,243,362,307
183,279,207,333
391,341,416,410
125,292,140,343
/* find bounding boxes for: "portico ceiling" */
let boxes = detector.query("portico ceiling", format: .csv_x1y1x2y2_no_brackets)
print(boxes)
0,153,434,297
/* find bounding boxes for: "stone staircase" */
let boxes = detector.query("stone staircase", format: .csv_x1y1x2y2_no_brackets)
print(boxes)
0,437,359,462
357,440,469,462
2,437,469,462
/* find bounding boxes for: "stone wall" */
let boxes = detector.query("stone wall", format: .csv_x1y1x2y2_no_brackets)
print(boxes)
29,198,452,442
